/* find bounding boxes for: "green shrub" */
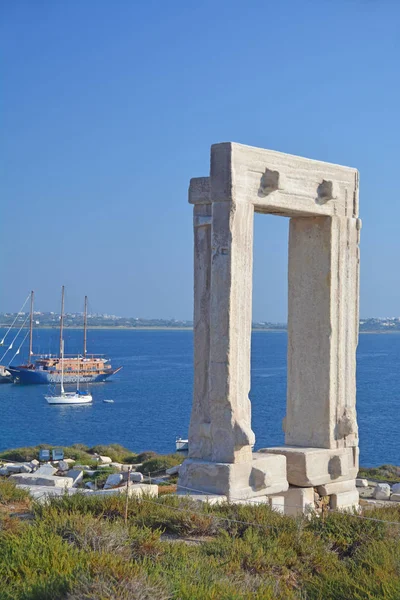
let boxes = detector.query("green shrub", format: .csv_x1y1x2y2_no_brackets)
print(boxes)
137,454,182,475
0,479,31,505
88,467,121,489
137,451,158,463
0,445,50,463
69,443,90,453
65,573,170,600
358,464,400,483
0,522,87,600
0,444,98,467
89,444,138,463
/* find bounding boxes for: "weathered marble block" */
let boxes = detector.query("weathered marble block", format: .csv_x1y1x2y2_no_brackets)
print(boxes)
330,489,359,510
178,453,288,500
261,447,358,487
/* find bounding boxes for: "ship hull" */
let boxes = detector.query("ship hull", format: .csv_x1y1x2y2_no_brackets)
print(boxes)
8,368,116,385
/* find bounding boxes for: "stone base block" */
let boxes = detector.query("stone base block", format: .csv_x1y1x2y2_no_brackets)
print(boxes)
260,446,358,487
177,492,228,505
317,479,356,496
10,473,74,488
356,478,368,488
268,495,285,514
268,486,315,516
91,483,158,498
16,484,82,503
178,454,288,500
330,489,359,511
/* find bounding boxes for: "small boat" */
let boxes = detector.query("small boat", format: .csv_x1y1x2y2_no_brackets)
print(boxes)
0,365,12,383
176,437,189,453
46,389,93,405
45,341,92,405
103,399,114,403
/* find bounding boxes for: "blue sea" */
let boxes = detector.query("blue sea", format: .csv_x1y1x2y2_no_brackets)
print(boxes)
0,328,398,467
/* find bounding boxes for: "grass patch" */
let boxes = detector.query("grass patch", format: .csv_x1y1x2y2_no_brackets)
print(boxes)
81,466,121,489
27,491,400,600
0,479,31,505
89,444,138,464
0,443,138,468
358,464,400,483
137,454,182,475
2,467,400,598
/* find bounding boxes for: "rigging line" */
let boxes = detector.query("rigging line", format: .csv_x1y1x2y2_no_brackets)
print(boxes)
0,293,30,346
0,314,29,363
8,329,30,364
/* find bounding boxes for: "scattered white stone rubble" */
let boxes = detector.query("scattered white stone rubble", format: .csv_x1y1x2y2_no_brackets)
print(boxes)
0,455,160,503
2,455,399,510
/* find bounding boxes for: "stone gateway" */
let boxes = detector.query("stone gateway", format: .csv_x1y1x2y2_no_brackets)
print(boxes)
178,142,361,511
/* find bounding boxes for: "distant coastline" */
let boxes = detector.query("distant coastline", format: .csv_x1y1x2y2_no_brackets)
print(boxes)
1,313,400,333
1,324,398,334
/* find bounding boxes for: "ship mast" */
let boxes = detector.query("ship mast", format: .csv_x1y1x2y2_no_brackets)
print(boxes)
28,290,34,365
59,286,65,358
83,295,88,358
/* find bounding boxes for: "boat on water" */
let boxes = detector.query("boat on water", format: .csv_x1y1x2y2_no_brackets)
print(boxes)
0,365,11,383
45,341,92,405
8,288,122,384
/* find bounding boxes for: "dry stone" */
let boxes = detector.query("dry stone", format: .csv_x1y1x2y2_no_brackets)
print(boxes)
373,483,391,500
10,474,74,488
104,473,123,489
330,489,360,510
91,483,158,498
269,486,315,516
356,478,369,488
166,465,181,476
57,460,70,472
262,447,358,487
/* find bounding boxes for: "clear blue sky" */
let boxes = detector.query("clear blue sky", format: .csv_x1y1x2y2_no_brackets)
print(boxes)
2,1,399,321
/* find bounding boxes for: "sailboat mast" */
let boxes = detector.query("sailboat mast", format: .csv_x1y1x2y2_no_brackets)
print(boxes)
59,286,65,358
28,290,34,365
61,339,65,394
83,296,88,358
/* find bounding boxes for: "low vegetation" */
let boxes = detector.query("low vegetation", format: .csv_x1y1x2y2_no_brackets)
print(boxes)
137,454,182,475
358,464,400,483
0,444,183,474
1,478,400,599
0,443,140,468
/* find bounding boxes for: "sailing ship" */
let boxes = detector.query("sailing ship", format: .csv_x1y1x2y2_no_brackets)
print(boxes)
45,340,93,405
8,287,122,384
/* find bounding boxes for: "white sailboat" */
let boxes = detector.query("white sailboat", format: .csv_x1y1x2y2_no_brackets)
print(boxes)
45,341,92,405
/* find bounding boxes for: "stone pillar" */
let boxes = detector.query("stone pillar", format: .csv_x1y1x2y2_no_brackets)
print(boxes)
187,200,212,460
208,200,255,464
285,215,361,451
179,162,288,499
266,214,360,492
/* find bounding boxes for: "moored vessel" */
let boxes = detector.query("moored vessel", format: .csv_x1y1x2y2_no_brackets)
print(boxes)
9,288,122,384
45,340,93,405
